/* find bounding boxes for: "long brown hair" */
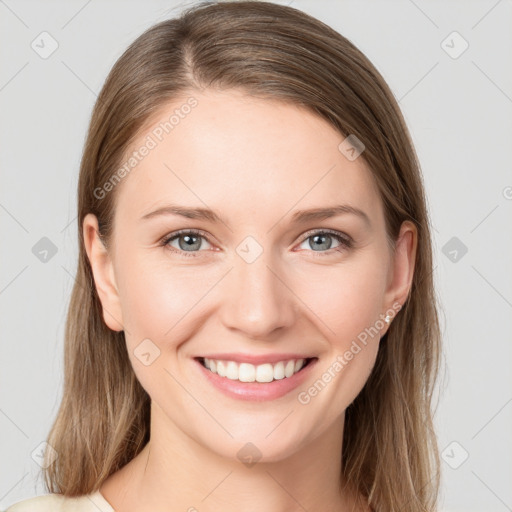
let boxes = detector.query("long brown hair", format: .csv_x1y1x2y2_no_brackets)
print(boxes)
43,2,444,510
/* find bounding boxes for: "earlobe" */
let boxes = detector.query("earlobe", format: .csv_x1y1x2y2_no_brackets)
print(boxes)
382,220,418,328
82,213,124,332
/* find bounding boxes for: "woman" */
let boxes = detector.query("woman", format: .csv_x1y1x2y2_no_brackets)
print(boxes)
5,1,442,511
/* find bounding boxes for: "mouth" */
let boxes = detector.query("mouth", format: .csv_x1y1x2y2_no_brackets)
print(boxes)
194,356,317,383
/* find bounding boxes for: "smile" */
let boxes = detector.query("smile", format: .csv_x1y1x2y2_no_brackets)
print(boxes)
200,357,314,383
193,354,318,401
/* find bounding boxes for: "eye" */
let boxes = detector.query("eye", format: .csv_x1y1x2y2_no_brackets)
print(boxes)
161,229,213,257
160,228,353,258
296,229,353,256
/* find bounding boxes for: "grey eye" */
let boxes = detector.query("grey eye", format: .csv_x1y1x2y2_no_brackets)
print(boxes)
299,232,344,252
165,232,212,252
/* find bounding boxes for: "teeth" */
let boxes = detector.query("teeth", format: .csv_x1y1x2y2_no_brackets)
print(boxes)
202,357,308,382
226,361,238,380
217,361,226,377
285,360,295,378
239,362,256,382
274,361,285,380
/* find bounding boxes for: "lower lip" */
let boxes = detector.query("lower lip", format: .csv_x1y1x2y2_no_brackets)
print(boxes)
194,357,318,401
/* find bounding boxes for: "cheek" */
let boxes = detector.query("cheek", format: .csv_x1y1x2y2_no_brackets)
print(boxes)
117,240,388,339
117,253,217,342
293,255,388,344
116,254,215,391
293,266,386,415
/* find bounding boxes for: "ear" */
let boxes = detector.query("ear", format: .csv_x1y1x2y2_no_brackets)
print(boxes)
381,220,417,334
82,213,124,332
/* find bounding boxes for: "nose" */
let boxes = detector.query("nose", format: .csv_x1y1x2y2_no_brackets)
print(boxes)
219,250,297,340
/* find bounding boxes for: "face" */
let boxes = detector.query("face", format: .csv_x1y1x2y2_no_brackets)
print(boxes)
84,88,416,463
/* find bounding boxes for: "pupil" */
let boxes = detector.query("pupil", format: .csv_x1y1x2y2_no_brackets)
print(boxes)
180,234,201,251
311,234,331,251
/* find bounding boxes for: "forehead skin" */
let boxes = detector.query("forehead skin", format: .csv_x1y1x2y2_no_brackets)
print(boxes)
111,88,387,258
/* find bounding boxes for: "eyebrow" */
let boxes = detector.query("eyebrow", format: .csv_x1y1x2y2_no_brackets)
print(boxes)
140,203,371,228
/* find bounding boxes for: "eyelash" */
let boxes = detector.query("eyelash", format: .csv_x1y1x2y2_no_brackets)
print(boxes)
160,228,353,258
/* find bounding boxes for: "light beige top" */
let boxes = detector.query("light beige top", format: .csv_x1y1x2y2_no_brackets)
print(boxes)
3,490,115,512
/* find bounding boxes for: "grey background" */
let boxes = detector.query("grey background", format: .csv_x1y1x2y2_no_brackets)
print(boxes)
1,1,511,511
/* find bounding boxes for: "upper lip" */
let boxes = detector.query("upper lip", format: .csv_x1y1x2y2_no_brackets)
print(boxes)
195,353,317,365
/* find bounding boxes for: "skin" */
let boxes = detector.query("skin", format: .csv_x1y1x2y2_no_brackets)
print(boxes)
83,88,417,512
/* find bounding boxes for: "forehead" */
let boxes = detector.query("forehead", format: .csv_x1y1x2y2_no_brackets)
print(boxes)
113,89,383,227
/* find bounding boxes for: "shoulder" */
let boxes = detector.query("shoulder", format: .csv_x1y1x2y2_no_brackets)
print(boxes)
3,494,65,512
3,491,114,512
